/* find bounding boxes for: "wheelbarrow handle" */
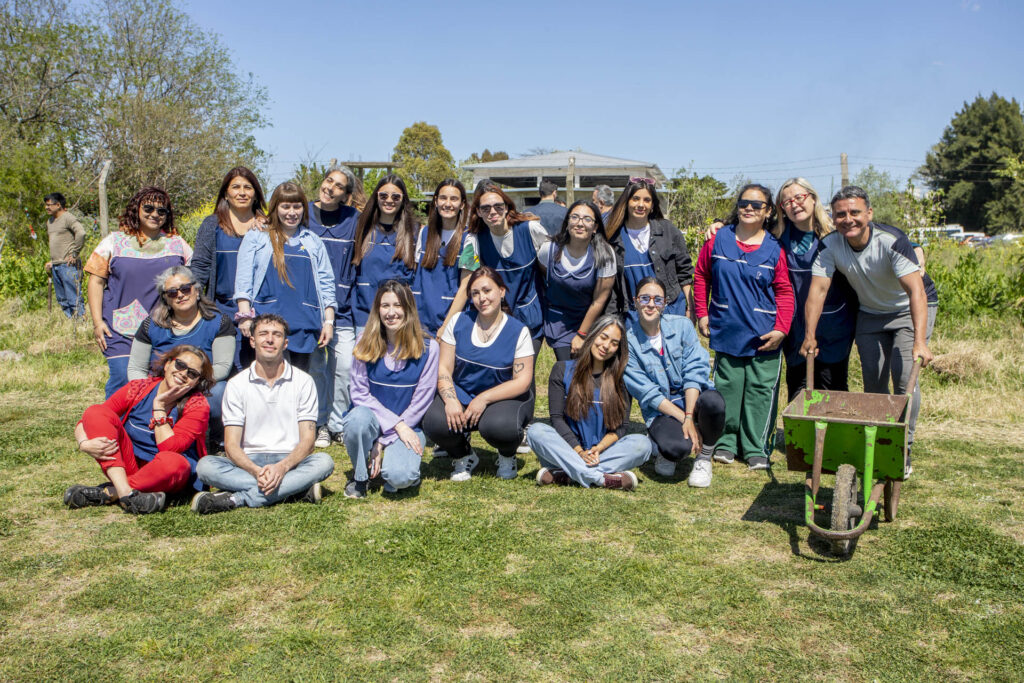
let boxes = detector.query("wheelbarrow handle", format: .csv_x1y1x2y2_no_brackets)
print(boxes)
806,354,814,393
905,357,923,398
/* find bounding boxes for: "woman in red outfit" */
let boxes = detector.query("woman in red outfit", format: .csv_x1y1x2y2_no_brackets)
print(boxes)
64,344,214,514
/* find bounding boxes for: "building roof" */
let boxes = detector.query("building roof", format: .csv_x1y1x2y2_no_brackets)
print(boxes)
464,150,668,188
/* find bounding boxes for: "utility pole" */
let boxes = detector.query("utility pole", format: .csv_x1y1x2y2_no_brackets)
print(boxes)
840,153,849,187
98,159,112,236
328,158,337,168
566,155,576,205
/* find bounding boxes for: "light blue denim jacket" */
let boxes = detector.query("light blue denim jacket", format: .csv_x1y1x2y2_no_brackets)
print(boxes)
624,313,714,426
233,228,338,320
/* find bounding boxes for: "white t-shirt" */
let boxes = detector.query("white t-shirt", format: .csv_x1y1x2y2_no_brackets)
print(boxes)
625,224,651,253
221,361,318,454
537,242,616,277
647,332,664,354
462,220,549,262
440,312,534,358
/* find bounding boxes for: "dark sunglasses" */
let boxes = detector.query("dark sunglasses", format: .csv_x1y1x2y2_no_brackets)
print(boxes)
737,199,768,210
142,204,169,217
163,282,196,298
377,192,403,203
173,358,202,380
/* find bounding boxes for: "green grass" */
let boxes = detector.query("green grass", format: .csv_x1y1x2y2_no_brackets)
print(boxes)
0,308,1022,681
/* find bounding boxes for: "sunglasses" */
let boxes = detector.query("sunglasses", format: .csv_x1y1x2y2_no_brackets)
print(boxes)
377,192,403,203
142,204,169,217
636,294,666,307
737,199,768,210
630,176,656,187
172,358,202,380
163,282,196,298
478,203,508,215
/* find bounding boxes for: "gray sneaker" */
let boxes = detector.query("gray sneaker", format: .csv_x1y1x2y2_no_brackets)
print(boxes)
343,480,367,499
63,483,113,509
119,490,166,515
746,456,771,471
301,482,322,504
687,459,713,488
314,425,331,448
190,491,236,514
713,449,736,464
451,452,480,482
654,452,677,477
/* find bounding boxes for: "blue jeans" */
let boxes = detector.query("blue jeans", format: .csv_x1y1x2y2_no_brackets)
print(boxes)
526,423,652,488
196,451,335,508
309,326,356,433
51,263,85,318
105,355,130,399
342,406,423,492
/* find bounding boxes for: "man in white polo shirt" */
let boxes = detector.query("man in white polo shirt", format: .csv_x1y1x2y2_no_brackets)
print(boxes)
191,314,334,513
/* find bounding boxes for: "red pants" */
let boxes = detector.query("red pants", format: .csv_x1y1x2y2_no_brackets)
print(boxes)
80,404,191,494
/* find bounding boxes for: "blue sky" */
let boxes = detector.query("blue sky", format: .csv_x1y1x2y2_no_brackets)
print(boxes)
183,0,1023,197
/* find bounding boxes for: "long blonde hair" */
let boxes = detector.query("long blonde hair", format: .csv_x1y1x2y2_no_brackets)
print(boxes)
353,280,426,363
774,177,833,239
266,182,310,287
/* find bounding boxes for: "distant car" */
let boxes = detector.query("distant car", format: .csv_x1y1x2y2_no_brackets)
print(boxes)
960,233,990,248
996,233,1022,244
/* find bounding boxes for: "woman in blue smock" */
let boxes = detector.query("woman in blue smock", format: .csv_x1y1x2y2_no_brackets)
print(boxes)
234,182,337,371
526,315,651,490
351,174,418,330
460,186,548,352
603,178,694,325
189,167,267,372
412,178,470,336
537,199,615,361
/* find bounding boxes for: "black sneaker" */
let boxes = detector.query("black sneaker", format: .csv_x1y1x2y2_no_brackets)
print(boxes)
713,450,736,464
746,456,771,471
344,479,367,499
118,490,166,515
190,491,237,515
301,482,323,504
63,484,113,509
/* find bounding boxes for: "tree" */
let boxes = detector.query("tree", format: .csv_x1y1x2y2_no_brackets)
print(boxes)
664,169,730,230
852,165,945,231
462,149,509,165
391,121,455,194
920,93,1024,234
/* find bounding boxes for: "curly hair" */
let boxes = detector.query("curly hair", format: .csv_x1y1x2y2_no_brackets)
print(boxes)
119,186,177,237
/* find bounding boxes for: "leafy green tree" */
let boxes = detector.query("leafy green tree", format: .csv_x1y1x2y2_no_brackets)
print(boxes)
664,170,731,230
392,122,455,194
920,93,1024,234
852,165,945,231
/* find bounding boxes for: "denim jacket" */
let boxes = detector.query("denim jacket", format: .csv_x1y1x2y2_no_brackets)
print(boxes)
233,227,338,320
624,313,713,426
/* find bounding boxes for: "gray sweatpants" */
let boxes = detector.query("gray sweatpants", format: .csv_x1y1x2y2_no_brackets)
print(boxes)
854,304,937,445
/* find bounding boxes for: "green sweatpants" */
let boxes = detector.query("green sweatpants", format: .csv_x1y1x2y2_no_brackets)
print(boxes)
712,352,782,461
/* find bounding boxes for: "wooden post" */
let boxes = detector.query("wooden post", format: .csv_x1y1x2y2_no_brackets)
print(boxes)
98,159,112,236
566,156,576,205
328,158,337,168
840,153,849,188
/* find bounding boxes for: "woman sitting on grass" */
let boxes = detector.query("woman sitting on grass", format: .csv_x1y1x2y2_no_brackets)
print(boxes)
526,315,651,490
624,277,725,488
421,266,535,481
64,344,213,515
341,281,439,499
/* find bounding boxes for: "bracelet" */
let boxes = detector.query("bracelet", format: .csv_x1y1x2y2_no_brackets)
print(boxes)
233,310,256,322
77,439,86,450
576,330,587,338
149,415,174,429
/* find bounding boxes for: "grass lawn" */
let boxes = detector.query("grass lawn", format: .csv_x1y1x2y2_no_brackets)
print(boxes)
1,305,1022,681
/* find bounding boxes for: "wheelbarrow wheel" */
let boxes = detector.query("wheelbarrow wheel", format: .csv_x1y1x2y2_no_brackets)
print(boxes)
830,464,859,556
884,479,902,522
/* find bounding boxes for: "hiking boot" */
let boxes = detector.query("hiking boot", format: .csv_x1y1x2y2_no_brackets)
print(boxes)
301,482,322,504
190,490,236,514
343,479,367,499
746,456,770,471
654,452,677,477
314,425,331,448
451,452,480,482
713,449,736,464
688,458,713,488
63,483,113,509
535,467,570,486
496,455,518,480
119,490,166,515
602,471,638,492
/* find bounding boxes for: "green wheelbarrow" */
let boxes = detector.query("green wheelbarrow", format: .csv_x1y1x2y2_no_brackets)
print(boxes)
781,357,921,556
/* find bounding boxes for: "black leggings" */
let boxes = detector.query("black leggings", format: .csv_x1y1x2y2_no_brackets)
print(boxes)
288,351,313,372
784,357,849,403
552,345,573,362
422,392,535,458
648,389,726,462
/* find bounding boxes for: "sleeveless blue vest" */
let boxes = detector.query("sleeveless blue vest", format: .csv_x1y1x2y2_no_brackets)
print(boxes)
412,226,465,335
475,222,543,338
365,347,432,418
451,312,526,404
562,360,604,450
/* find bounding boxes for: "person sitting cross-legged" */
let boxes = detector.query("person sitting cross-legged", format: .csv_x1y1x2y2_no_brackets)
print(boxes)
191,313,334,513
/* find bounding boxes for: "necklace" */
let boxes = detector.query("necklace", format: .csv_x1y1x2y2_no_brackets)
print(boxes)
476,313,503,343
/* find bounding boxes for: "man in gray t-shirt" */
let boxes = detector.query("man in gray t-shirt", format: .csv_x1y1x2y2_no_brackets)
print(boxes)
801,186,935,465
44,192,86,318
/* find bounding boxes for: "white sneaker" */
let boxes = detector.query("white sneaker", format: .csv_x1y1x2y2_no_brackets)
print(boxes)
654,452,677,477
496,455,518,479
450,452,480,482
688,459,712,488
314,425,331,448
516,437,531,454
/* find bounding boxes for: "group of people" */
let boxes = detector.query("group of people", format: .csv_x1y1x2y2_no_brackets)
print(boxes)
60,165,936,516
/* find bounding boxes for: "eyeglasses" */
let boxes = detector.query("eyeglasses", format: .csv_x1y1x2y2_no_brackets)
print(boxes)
737,199,767,210
636,294,666,308
163,282,196,298
630,177,656,187
142,204,169,217
780,193,811,208
377,192,403,203
172,358,201,380
478,203,508,215
568,213,595,226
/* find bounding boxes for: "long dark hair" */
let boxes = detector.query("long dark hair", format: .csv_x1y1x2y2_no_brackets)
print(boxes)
352,174,418,270
468,185,538,234
550,199,613,271
603,179,665,237
724,183,776,231
265,182,310,287
565,315,629,431
119,186,177,237
214,167,266,236
423,178,467,270
466,265,512,314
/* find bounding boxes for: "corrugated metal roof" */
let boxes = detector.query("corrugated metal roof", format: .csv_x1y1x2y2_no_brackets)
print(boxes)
463,150,658,170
